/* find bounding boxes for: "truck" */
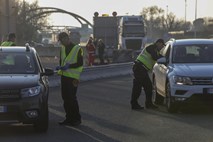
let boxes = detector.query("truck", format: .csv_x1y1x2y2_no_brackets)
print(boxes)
93,13,119,49
93,12,146,62
118,16,146,50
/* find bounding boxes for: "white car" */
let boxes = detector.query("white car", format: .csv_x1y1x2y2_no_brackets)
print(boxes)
152,38,213,113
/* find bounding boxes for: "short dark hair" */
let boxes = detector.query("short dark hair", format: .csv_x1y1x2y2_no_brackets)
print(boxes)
8,33,16,39
58,32,69,41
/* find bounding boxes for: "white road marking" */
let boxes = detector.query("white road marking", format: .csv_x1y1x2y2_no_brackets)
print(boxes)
49,107,105,142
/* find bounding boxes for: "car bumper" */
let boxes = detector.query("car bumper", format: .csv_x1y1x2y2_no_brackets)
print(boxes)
0,95,46,124
170,84,213,105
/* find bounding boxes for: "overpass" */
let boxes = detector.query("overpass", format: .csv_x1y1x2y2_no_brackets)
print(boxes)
27,7,93,28
23,6,94,44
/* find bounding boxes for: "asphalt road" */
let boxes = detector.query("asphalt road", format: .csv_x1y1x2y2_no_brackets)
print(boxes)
0,75,213,142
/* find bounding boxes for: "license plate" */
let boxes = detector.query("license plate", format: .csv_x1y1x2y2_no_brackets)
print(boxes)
0,106,7,113
207,88,213,94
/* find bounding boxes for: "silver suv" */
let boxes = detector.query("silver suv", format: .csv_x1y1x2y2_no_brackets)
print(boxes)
152,39,213,113
0,45,54,132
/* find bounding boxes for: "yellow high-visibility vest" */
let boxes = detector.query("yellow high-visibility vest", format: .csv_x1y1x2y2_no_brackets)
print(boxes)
136,48,159,70
1,41,15,46
57,45,83,79
1,41,15,65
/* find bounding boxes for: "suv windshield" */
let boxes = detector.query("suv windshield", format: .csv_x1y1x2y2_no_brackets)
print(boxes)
172,44,213,63
0,52,37,74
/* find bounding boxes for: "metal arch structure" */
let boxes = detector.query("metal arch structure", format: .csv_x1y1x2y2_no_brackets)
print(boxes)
28,10,83,25
27,7,93,28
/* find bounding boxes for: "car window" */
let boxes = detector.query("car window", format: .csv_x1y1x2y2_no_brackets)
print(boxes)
165,45,171,59
173,44,213,63
0,52,37,74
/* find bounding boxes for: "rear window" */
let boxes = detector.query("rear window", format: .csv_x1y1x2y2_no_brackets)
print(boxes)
0,52,38,74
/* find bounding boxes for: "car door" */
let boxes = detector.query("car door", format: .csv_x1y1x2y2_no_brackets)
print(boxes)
155,44,171,96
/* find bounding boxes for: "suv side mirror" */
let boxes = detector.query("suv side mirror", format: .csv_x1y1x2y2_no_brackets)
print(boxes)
157,57,167,65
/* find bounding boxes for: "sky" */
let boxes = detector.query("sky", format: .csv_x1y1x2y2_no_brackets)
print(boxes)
26,0,213,27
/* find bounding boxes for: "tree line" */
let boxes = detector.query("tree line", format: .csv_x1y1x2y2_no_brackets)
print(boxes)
140,6,213,41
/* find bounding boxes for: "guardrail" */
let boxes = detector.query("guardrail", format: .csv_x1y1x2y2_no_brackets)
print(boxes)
49,62,133,87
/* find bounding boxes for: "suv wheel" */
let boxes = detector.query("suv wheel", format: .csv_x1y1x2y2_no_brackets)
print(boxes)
34,103,49,132
153,77,164,105
166,83,178,113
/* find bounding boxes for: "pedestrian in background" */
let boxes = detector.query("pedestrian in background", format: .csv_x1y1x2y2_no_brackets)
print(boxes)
56,32,83,126
97,39,105,64
1,33,16,46
86,37,96,66
130,39,165,110
93,38,98,48
1,33,16,65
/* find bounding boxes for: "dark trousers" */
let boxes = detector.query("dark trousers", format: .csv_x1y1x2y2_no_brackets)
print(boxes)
61,76,81,122
131,62,153,105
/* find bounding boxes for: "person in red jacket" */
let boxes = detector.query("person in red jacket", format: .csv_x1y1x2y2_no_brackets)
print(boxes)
86,37,96,66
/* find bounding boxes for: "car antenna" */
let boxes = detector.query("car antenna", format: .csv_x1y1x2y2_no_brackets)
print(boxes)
25,43,30,51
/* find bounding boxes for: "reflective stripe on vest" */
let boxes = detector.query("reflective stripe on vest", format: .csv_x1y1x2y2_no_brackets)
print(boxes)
136,48,158,70
57,45,83,79
1,41,15,46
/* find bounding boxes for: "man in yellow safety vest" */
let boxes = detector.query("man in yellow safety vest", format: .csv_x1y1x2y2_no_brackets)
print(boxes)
56,32,83,126
130,39,165,110
1,33,16,46
1,33,16,65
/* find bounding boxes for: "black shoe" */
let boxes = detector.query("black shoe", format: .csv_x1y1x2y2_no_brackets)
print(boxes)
70,120,81,126
58,119,72,125
131,104,144,110
58,119,81,126
146,103,158,109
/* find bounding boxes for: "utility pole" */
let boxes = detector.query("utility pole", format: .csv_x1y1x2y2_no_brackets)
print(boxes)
23,0,26,43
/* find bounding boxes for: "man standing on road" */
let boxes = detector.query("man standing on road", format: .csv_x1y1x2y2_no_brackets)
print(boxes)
130,39,165,110
56,32,83,126
1,33,16,46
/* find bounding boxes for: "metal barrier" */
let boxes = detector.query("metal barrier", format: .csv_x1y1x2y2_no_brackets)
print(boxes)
49,62,133,87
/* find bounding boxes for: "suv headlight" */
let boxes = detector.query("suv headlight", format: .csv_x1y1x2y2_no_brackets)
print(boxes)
173,76,193,85
21,86,41,97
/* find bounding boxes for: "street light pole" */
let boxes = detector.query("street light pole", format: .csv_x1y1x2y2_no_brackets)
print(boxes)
184,0,187,33
5,0,10,33
166,5,168,17
195,0,197,20
185,0,187,25
194,0,197,38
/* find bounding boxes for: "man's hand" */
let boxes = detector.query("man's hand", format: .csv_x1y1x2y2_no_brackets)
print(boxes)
55,65,61,70
60,63,70,70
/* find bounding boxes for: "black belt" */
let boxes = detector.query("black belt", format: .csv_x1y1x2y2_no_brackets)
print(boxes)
134,60,149,71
